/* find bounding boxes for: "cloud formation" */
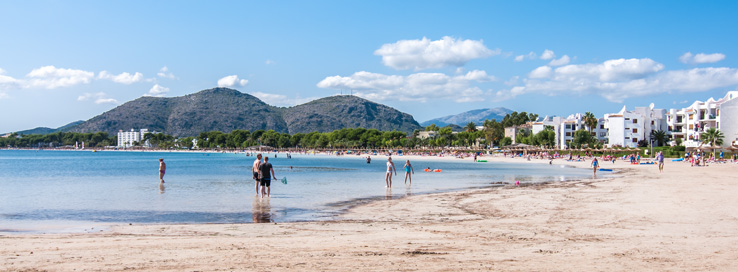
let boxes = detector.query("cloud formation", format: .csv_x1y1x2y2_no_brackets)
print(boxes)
144,84,169,97
374,36,499,70
25,66,95,89
495,58,738,102
317,70,493,102
549,55,571,66
77,92,118,104
98,71,143,84
0,68,20,90
540,49,555,60
514,52,537,62
157,66,175,79
679,52,726,64
217,75,249,88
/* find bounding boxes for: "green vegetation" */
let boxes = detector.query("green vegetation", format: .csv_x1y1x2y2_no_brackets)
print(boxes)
0,132,115,148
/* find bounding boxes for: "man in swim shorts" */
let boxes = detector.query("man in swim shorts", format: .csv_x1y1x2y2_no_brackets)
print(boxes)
252,154,262,195
158,158,166,184
385,157,396,188
259,156,275,198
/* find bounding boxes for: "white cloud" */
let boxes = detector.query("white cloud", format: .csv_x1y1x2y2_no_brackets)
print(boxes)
679,52,726,64
0,92,7,99
77,92,118,104
540,49,555,60
157,66,175,79
265,60,275,65
317,70,490,102
251,92,317,107
217,75,249,88
495,58,738,103
374,36,499,70
456,70,496,82
144,84,169,97
98,71,143,84
25,66,94,89
514,52,537,62
0,68,21,90
549,55,571,66
529,66,553,79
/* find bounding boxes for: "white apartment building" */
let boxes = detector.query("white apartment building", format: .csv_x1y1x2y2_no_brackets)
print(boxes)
666,91,738,147
603,105,666,148
117,129,149,148
557,113,607,149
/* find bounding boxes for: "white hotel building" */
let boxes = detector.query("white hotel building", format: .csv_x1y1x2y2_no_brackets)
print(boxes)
665,91,738,147
117,129,149,148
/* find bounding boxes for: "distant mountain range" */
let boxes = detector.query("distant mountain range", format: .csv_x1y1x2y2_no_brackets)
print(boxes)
12,121,85,135
421,107,513,127
62,88,421,137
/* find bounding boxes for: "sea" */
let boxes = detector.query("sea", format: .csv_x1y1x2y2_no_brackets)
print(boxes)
0,149,592,233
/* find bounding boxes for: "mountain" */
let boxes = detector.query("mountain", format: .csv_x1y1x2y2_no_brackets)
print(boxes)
282,95,421,134
12,121,84,135
421,107,514,127
69,88,421,137
70,88,288,137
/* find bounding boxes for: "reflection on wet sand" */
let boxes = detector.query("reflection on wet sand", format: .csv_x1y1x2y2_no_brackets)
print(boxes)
158,183,165,194
405,186,412,197
385,188,392,200
252,198,272,223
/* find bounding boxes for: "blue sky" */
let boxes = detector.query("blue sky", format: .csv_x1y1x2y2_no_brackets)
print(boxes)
2,1,738,133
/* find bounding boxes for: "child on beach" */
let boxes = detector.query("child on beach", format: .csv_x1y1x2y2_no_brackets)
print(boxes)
591,158,599,176
403,160,414,185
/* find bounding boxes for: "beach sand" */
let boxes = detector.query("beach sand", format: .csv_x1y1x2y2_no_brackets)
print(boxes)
2,156,737,271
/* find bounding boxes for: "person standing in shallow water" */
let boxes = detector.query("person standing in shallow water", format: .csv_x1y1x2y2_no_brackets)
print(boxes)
385,157,396,188
158,158,166,183
591,157,599,176
252,154,262,195
259,156,275,198
403,160,414,185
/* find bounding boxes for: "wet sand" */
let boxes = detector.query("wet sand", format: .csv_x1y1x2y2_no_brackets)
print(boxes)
2,157,737,271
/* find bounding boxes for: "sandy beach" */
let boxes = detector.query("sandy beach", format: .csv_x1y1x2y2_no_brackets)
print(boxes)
2,155,737,271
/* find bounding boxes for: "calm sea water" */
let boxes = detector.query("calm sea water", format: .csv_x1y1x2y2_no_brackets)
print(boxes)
0,150,591,233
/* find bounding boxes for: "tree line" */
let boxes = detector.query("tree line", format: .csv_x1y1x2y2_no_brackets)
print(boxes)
4,111,720,150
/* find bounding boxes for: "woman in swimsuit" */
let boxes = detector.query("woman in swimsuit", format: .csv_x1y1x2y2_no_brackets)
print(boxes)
403,160,414,185
385,157,396,188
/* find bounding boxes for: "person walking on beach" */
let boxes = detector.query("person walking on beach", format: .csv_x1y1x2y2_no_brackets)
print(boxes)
385,157,397,188
252,154,263,195
657,151,665,173
591,157,599,176
403,160,415,185
259,156,275,198
158,158,166,183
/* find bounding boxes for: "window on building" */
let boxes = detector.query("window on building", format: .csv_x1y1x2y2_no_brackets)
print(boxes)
633,119,638,124
565,124,571,129
625,137,630,139
566,132,571,137
632,128,637,133
600,125,604,129
625,118,630,120
632,138,638,143
651,121,654,125
689,124,693,130
600,132,607,137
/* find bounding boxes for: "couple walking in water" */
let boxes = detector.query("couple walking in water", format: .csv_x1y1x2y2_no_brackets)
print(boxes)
385,157,414,188
252,153,275,198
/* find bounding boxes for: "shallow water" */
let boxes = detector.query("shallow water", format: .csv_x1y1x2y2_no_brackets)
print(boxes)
0,150,591,232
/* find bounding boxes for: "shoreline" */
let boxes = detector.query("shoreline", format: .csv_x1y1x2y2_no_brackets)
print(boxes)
3,155,737,270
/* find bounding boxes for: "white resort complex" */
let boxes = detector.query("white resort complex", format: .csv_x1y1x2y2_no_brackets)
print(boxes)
530,91,738,149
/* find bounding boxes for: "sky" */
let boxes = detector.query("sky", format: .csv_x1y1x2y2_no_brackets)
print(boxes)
2,0,738,133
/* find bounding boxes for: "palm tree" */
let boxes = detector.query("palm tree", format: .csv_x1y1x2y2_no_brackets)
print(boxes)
701,128,724,157
464,122,478,133
651,130,668,146
583,112,598,134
